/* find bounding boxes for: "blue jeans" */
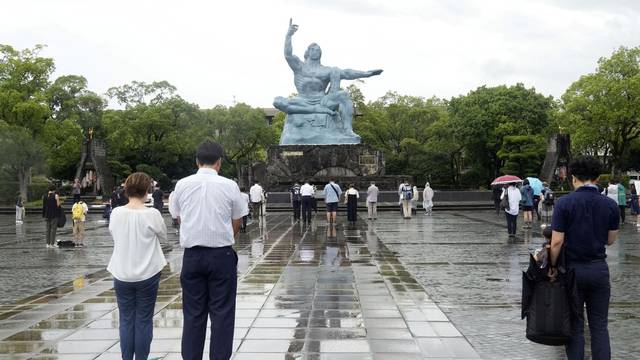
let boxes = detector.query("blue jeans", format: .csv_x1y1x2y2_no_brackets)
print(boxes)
181,246,237,360
566,260,611,360
114,272,161,360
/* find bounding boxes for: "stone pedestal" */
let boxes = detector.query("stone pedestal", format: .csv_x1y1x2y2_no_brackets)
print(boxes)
266,144,406,190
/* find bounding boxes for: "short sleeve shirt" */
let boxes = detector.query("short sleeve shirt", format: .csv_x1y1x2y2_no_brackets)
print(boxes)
551,186,619,262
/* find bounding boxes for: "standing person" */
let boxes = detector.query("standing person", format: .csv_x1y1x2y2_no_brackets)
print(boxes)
107,172,167,360
366,182,379,220
548,156,619,360
501,183,522,236
300,180,315,224
345,184,359,225
423,182,434,216
72,179,82,203
312,184,318,213
411,183,419,215
603,179,618,204
492,185,502,215
249,181,264,219
289,181,302,221
42,185,61,248
152,184,164,213
169,140,248,360
240,188,250,233
398,180,413,219
520,179,534,229
15,193,25,224
630,183,639,224
323,180,342,224
540,182,554,224
617,181,626,224
71,200,89,247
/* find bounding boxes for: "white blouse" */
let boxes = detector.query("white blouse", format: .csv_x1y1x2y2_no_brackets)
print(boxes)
107,207,167,282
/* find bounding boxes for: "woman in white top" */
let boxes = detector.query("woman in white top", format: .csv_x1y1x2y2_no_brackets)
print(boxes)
107,172,167,360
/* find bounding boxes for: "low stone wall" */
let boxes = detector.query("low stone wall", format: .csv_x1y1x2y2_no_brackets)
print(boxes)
265,190,493,204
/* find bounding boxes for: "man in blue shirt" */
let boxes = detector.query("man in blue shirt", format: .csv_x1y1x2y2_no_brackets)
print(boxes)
549,156,619,360
323,180,342,224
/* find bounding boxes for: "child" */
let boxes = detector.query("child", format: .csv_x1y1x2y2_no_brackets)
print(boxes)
533,227,552,269
71,200,89,247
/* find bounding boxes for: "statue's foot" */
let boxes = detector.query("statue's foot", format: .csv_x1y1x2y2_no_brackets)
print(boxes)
313,106,337,116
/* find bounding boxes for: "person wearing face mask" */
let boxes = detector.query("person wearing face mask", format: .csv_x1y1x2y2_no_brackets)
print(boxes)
548,156,619,360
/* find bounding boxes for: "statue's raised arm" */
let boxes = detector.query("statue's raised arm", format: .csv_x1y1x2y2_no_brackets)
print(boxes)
340,68,383,80
284,18,302,71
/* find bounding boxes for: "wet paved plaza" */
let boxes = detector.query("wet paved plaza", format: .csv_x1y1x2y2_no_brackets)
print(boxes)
0,210,638,359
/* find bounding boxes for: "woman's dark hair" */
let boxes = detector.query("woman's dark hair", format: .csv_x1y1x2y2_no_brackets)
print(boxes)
124,172,152,199
48,184,57,192
569,156,603,182
196,140,224,165
523,179,530,186
542,226,553,240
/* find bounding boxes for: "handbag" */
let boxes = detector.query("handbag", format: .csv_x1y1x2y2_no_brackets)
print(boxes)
500,190,510,211
522,246,580,346
57,206,67,228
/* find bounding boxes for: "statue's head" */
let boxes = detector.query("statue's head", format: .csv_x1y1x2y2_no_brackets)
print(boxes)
304,43,322,61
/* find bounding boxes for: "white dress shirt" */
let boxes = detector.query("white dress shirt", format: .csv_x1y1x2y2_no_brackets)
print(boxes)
169,168,248,248
107,207,167,282
300,183,315,196
250,184,264,203
501,186,522,216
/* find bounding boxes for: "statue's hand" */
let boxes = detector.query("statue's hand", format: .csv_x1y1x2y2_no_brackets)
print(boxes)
287,18,299,36
369,69,383,77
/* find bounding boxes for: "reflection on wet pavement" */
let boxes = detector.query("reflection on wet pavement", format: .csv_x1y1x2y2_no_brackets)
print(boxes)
0,213,479,358
375,211,640,359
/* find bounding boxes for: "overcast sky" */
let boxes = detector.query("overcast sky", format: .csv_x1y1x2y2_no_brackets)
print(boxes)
3,0,639,108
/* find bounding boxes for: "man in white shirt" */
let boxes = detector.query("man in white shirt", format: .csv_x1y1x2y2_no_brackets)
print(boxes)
169,140,248,360
367,182,379,220
249,181,265,218
300,180,315,224
501,183,522,236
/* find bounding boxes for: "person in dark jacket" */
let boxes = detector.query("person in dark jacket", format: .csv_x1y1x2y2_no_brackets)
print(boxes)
521,179,535,229
549,156,619,360
42,184,61,248
152,184,164,213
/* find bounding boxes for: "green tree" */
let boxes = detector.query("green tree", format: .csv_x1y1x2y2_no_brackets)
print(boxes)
449,83,554,183
561,46,640,175
103,83,201,186
0,123,44,201
202,103,278,180
497,135,546,178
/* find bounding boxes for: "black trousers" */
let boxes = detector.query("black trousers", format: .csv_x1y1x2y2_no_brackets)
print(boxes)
181,246,237,360
619,205,626,223
505,213,518,235
301,196,313,222
292,199,301,220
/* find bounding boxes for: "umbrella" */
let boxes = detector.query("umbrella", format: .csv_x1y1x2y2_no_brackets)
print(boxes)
527,177,543,196
491,175,523,186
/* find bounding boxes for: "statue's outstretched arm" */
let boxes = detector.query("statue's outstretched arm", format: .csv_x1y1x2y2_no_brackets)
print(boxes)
341,68,384,80
285,18,302,71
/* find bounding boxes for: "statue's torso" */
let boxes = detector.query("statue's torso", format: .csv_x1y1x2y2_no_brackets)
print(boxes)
294,64,331,98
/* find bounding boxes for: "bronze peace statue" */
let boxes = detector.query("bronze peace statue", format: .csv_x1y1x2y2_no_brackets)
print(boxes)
274,18,383,145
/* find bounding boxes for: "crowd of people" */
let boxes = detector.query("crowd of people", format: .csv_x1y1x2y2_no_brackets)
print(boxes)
11,143,638,360
274,179,436,224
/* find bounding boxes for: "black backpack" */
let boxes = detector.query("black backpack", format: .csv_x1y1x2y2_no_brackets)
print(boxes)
543,190,554,205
